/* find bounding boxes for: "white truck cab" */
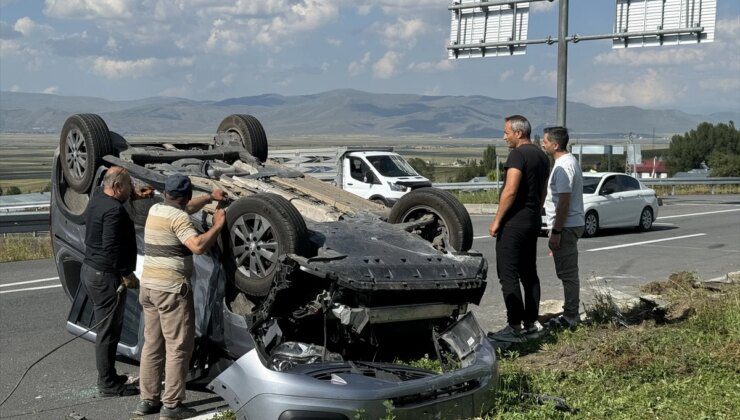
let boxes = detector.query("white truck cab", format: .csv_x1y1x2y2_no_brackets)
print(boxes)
269,147,431,206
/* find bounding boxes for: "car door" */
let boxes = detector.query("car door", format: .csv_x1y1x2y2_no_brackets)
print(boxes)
596,175,631,227
616,175,645,226
343,156,374,199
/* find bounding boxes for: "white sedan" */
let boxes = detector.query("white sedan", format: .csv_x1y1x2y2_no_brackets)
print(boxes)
543,172,660,237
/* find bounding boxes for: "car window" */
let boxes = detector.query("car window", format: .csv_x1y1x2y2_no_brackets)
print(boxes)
617,175,641,191
599,176,620,195
349,157,370,183
583,177,601,194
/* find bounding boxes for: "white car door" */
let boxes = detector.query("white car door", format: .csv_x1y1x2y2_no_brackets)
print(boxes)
343,156,373,199
616,175,645,226
596,175,632,227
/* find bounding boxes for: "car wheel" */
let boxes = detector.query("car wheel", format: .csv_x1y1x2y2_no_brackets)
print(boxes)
583,211,599,238
60,114,114,193
223,193,309,297
217,114,268,163
637,207,654,232
388,188,473,252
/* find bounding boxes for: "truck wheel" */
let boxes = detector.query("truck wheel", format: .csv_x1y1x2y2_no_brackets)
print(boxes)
60,114,114,193
389,188,473,252
223,193,309,297
217,114,268,163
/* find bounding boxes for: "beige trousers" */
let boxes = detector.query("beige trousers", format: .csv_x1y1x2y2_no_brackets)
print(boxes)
138,285,194,407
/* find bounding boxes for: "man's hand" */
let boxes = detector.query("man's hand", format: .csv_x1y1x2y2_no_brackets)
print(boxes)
489,219,500,237
121,273,140,289
212,208,226,228
132,185,155,201
210,189,228,202
548,233,561,251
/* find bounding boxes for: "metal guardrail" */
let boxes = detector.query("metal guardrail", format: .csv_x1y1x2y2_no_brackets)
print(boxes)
0,212,50,234
434,177,740,190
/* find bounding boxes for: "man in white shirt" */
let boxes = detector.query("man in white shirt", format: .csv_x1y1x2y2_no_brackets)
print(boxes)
542,126,584,328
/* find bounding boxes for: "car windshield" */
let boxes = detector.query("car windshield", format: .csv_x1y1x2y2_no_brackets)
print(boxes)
583,177,601,194
366,155,419,177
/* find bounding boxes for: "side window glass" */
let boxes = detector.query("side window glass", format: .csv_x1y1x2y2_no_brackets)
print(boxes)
618,175,640,191
349,157,365,182
600,176,619,195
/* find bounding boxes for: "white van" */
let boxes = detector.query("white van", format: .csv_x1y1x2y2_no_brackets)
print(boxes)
269,147,431,206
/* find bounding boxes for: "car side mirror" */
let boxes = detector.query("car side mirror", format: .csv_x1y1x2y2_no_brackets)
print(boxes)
363,171,376,184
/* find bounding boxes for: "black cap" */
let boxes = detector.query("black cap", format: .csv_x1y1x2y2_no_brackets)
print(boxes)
165,174,192,199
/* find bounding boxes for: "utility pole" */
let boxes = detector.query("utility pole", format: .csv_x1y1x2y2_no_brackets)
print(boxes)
556,0,569,127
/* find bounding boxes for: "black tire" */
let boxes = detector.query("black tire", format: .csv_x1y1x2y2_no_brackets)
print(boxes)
52,153,89,225
636,207,654,232
223,193,309,297
584,211,599,238
59,114,114,193
389,188,473,252
217,114,268,162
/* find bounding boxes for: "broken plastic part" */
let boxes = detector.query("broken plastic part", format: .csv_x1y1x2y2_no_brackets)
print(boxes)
269,342,343,372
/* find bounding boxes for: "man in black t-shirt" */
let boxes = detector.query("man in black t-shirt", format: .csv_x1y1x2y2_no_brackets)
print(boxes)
489,115,550,340
82,166,153,396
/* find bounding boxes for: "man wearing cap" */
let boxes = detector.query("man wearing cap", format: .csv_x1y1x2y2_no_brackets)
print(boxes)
134,174,226,419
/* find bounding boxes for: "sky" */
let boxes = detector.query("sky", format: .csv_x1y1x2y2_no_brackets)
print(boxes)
0,0,738,114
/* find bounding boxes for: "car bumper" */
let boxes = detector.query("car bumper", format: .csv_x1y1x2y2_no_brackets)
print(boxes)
209,313,498,420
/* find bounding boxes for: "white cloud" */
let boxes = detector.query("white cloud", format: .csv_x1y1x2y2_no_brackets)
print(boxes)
594,46,705,67
373,51,402,79
44,0,135,20
407,59,455,73
499,69,513,81
699,78,740,92
348,51,371,76
530,1,556,13
522,65,556,84
377,17,426,49
13,17,52,36
222,73,234,86
0,38,22,54
9,84,21,92
42,85,59,94
90,56,193,79
574,68,686,107
326,37,342,47
424,85,440,96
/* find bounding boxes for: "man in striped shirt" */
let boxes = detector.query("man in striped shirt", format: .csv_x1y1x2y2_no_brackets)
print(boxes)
134,174,226,419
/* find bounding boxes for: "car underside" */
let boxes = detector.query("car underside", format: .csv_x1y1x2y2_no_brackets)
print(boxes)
52,113,496,419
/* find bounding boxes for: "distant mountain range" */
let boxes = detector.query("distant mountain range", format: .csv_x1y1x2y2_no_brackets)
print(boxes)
0,89,736,138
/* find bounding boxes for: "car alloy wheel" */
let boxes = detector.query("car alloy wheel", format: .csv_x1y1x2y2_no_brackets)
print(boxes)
639,208,653,231
230,213,279,279
584,212,598,237
64,128,88,182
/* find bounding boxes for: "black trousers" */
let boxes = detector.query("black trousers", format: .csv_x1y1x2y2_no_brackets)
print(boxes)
81,263,127,391
495,225,541,327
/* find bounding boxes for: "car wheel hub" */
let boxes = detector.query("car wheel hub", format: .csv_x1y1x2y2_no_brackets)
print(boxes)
65,128,87,180
401,205,449,252
230,213,278,278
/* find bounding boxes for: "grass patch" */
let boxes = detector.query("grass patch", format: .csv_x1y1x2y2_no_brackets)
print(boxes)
452,189,500,204
0,233,54,263
653,184,740,196
484,283,740,419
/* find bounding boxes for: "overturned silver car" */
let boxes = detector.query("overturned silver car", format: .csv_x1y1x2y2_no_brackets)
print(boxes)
52,114,497,419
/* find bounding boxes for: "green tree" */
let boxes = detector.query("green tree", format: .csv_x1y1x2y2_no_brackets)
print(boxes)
709,153,740,177
407,158,435,181
6,186,22,195
482,145,497,173
667,121,739,175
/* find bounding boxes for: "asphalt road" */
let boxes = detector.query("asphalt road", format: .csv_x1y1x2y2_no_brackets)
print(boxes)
1,194,738,419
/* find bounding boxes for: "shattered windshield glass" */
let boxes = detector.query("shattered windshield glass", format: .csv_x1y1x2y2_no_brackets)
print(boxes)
366,155,419,177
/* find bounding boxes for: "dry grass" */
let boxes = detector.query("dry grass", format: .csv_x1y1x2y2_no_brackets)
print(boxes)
0,234,54,263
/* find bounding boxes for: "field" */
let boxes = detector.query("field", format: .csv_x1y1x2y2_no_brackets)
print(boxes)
0,132,676,193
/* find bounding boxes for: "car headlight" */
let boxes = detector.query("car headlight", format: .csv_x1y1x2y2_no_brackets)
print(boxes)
388,182,408,192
